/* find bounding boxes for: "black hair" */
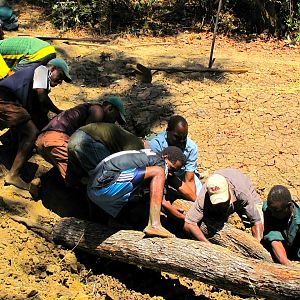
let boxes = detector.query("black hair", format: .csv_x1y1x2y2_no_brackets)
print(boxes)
166,115,188,131
267,185,292,205
161,146,186,164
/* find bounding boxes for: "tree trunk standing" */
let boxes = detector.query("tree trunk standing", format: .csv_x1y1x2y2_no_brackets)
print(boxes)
52,217,300,300
253,0,277,33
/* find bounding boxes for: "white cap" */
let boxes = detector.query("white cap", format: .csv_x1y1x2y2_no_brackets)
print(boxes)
206,174,229,205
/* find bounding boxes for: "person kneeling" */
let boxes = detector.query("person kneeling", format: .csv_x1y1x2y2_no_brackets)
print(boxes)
87,147,186,238
262,185,300,266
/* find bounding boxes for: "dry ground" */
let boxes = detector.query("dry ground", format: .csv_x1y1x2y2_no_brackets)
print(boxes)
0,2,300,299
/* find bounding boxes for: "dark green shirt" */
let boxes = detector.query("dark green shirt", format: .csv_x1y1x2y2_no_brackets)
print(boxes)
80,122,144,153
263,200,300,260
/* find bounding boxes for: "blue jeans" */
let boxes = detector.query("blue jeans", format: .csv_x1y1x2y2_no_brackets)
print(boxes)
68,129,111,178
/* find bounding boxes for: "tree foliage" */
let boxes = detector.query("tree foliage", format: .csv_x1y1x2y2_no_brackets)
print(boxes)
25,0,300,37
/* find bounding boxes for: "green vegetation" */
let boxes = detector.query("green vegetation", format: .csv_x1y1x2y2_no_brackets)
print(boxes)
25,0,300,38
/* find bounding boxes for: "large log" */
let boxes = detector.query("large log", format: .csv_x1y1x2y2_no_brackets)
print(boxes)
52,218,299,299
172,199,272,261
1,194,300,299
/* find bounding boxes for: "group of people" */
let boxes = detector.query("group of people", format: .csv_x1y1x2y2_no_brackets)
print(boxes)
0,32,299,266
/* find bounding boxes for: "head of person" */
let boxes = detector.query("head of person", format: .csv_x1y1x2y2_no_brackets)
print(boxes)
102,96,126,125
166,115,188,151
161,146,186,175
206,174,231,210
47,58,72,87
267,185,292,219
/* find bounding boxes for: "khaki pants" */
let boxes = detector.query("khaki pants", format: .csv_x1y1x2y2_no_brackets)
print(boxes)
36,131,69,179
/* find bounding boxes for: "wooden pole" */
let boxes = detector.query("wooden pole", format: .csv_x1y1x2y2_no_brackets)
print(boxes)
17,35,110,43
208,0,223,68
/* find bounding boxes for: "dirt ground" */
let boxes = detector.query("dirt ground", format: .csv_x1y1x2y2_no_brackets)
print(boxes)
0,2,300,299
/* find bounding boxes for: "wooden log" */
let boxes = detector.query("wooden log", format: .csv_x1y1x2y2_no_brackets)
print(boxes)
51,218,300,300
173,199,272,261
2,195,300,299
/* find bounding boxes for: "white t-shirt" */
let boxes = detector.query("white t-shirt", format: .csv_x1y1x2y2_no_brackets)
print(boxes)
32,65,50,90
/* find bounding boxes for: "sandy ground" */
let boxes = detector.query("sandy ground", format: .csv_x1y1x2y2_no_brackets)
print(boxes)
0,2,300,299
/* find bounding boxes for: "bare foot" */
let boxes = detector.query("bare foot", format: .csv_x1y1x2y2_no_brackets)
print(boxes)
143,225,175,238
4,174,30,190
29,178,41,199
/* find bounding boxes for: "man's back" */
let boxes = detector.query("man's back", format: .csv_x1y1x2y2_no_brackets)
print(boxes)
41,103,91,136
0,37,50,65
80,122,144,153
0,63,39,109
89,149,164,189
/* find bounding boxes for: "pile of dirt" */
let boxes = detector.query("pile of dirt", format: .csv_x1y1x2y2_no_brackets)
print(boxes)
1,1,300,299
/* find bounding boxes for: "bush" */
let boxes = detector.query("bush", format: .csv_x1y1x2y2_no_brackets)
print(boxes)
24,0,300,38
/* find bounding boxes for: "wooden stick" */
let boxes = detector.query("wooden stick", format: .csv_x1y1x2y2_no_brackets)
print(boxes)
146,65,248,73
17,35,110,43
208,0,223,68
63,41,115,47
123,42,175,48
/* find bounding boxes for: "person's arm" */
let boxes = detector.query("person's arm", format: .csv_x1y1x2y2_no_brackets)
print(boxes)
181,140,198,199
33,66,62,114
177,181,196,201
271,240,291,265
35,88,61,114
183,221,210,242
251,221,264,241
184,171,196,193
183,188,209,242
167,173,196,201
162,198,185,220
180,171,197,201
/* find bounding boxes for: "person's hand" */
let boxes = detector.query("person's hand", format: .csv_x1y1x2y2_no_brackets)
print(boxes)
174,206,185,214
172,199,193,215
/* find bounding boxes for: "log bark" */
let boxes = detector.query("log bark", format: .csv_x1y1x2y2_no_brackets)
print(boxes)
172,199,272,261
51,218,300,299
200,220,272,260
2,195,300,299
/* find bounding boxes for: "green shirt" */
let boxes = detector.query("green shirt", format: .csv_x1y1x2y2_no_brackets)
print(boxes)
0,37,50,55
0,37,52,67
263,200,300,259
80,123,144,153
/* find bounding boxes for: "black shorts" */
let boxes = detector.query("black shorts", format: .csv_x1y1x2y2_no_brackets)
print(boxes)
0,87,30,129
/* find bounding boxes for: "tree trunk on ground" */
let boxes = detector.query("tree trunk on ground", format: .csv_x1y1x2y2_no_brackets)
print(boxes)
52,218,299,299
2,195,300,299
200,220,272,260
172,199,272,261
